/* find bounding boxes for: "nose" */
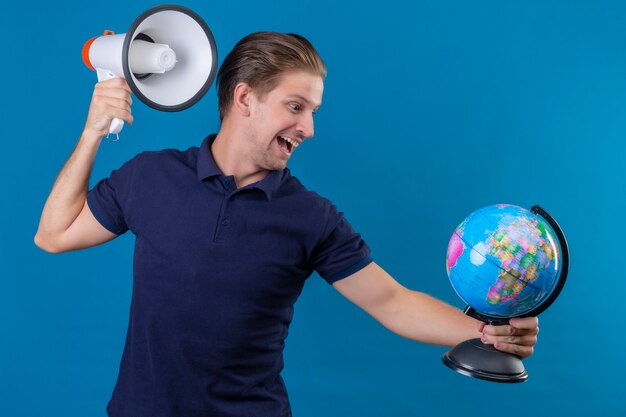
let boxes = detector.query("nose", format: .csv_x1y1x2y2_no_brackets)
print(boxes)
296,112,315,139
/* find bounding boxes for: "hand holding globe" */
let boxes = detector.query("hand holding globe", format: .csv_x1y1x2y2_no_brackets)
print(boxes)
479,317,539,359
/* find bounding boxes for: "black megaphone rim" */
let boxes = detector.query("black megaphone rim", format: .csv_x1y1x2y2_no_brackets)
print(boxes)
121,4,218,112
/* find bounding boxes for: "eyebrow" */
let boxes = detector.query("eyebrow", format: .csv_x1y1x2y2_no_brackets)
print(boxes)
286,94,322,110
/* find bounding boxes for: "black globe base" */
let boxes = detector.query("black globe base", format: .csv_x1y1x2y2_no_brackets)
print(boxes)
442,338,528,383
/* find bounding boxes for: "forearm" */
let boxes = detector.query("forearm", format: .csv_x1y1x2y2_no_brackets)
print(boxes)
335,263,538,357
36,132,102,242
373,289,481,347
335,263,481,347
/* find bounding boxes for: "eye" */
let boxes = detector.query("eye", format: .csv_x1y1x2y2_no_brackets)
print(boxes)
289,103,302,112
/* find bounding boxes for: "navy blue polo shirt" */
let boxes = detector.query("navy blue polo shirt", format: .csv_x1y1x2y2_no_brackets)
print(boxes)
87,135,372,417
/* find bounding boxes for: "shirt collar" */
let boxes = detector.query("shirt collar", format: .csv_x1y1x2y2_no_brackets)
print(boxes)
196,134,222,180
196,134,284,201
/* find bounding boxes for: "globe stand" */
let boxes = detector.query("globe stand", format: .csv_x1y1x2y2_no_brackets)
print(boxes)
442,305,528,383
442,205,569,383
442,339,528,383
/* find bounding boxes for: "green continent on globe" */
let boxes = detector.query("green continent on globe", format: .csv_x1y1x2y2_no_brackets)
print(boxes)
485,216,554,306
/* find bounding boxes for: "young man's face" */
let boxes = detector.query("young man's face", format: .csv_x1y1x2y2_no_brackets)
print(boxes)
246,71,324,171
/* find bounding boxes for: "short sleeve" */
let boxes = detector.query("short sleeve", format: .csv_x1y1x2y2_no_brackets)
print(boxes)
87,156,140,235
311,206,372,285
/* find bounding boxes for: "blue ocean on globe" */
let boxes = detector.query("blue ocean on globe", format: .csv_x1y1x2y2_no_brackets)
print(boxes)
446,204,562,318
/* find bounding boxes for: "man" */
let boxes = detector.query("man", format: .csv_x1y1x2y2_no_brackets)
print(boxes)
35,32,538,417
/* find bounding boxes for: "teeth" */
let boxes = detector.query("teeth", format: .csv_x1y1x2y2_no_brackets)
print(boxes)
279,136,299,148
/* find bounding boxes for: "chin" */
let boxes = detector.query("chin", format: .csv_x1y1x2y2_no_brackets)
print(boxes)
266,158,289,171
272,162,288,171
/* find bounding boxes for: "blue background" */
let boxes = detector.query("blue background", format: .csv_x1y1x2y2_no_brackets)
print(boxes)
1,0,623,415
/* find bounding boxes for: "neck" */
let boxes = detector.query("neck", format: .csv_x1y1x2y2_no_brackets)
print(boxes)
211,122,270,189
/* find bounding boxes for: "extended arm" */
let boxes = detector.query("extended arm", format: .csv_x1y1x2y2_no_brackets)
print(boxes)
34,78,134,253
333,262,538,358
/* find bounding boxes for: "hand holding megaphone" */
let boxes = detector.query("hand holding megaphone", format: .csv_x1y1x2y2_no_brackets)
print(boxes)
82,5,217,138
83,78,134,140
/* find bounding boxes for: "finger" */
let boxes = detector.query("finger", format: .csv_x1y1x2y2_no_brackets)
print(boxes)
482,333,537,346
102,112,133,126
482,323,538,337
93,96,133,111
477,321,486,333
110,108,134,125
509,317,539,330
91,107,134,126
97,77,132,92
493,342,534,359
94,88,133,106
482,324,521,337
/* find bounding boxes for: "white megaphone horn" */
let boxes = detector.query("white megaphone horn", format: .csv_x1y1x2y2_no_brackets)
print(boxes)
82,4,218,137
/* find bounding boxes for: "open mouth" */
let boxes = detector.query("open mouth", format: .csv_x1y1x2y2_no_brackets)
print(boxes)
276,135,298,155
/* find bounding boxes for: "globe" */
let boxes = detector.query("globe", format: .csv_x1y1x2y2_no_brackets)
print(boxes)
442,204,568,383
446,204,563,319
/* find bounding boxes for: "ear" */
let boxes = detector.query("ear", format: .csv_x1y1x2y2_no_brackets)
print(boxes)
233,82,253,117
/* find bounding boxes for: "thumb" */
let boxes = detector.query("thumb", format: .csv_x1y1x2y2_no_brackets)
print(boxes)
477,321,486,332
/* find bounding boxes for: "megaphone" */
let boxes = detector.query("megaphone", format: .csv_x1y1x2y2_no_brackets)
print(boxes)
82,4,217,136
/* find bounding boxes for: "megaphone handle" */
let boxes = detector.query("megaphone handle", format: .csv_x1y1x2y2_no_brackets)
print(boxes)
95,68,125,135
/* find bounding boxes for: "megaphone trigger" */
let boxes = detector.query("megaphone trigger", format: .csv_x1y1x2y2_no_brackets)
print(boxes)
95,68,116,82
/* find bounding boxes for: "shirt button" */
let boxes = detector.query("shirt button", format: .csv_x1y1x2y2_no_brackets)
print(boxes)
222,219,230,226
223,178,230,186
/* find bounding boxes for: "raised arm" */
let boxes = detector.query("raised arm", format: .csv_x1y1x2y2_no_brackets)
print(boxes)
34,78,134,253
333,262,538,358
